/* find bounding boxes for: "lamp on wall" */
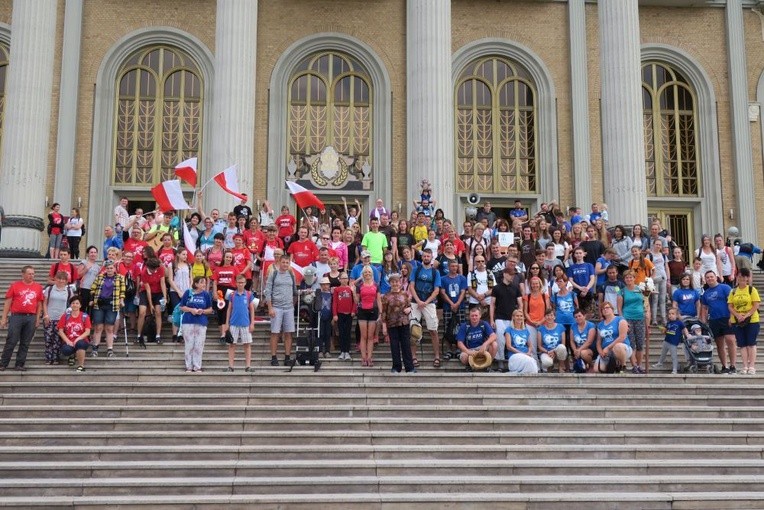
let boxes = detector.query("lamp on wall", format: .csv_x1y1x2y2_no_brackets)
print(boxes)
77,197,82,208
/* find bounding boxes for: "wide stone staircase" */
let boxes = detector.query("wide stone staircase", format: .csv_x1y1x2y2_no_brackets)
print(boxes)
0,258,764,509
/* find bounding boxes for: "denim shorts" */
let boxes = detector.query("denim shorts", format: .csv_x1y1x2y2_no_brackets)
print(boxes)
60,339,90,356
91,306,117,325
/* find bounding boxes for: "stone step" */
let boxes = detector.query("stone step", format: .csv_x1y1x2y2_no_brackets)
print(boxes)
1,491,762,510
2,443,762,463
0,475,762,499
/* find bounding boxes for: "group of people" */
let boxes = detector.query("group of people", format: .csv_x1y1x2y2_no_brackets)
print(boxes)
0,189,760,375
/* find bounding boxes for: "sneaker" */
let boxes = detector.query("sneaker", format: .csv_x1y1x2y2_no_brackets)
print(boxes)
225,367,234,372
270,356,279,366
651,363,664,369
90,348,99,358
106,349,115,358
720,366,730,374
155,336,163,345
337,352,345,360
631,366,641,374
283,355,292,367
75,366,85,372
671,370,678,374
729,366,737,374
637,366,646,374
390,368,400,374
67,357,75,366
244,366,252,372
344,353,352,361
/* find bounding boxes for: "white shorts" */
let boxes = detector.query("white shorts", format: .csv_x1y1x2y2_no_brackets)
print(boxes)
596,344,634,364
410,302,438,331
229,325,252,344
508,353,539,374
270,307,295,334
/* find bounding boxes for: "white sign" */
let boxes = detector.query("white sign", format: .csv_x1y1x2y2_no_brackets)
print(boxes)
498,233,514,247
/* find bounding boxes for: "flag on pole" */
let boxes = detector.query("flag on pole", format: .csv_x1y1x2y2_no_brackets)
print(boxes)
213,165,247,201
174,157,198,187
290,261,304,285
150,180,192,212
285,180,325,211
181,221,197,255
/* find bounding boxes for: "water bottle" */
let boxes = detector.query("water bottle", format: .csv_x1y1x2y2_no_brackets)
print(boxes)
159,297,166,312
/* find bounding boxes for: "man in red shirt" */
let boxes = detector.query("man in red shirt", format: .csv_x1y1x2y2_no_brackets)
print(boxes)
440,220,465,256
123,226,148,265
231,234,254,289
136,258,167,346
47,247,76,285
287,227,319,268
0,265,44,370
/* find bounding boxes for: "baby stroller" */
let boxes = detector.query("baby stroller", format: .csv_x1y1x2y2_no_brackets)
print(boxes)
683,318,715,374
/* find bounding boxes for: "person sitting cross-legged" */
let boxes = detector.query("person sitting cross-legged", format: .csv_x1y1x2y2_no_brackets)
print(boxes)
456,306,498,371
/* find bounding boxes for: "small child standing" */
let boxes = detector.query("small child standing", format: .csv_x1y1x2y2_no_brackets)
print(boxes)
332,272,355,361
225,275,255,372
316,277,333,356
652,308,687,374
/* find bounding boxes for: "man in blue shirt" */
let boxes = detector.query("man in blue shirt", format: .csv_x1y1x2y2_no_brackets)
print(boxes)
700,270,736,374
440,259,468,360
456,306,498,370
409,248,442,367
103,225,123,254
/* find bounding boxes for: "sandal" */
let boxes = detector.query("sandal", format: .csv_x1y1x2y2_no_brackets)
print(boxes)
412,358,420,368
433,358,441,368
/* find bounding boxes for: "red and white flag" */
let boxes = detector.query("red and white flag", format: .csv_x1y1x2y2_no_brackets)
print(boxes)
290,261,304,285
181,221,197,256
174,157,198,187
151,180,192,212
285,180,325,211
213,165,247,201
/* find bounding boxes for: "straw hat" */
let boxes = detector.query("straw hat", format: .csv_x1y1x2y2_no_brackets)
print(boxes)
409,320,423,343
469,351,493,371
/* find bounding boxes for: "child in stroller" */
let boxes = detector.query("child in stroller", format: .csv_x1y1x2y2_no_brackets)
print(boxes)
683,319,715,373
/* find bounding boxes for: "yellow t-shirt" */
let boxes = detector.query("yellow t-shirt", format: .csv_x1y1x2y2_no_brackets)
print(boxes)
727,285,761,323
411,225,428,244
191,262,212,280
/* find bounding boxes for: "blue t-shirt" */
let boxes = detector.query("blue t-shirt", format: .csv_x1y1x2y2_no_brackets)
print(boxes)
572,320,595,348
441,273,468,308
598,316,630,349
621,287,645,320
180,290,212,326
672,288,700,317
538,323,565,351
595,256,611,286
664,319,685,346
228,290,255,327
456,320,494,349
318,290,333,320
700,283,732,320
567,262,595,291
552,291,576,325
410,264,441,301
350,263,381,285
506,326,531,357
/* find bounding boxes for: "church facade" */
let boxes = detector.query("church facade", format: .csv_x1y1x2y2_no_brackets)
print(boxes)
0,0,763,257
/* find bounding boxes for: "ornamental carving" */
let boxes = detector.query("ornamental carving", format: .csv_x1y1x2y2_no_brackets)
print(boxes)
287,146,372,191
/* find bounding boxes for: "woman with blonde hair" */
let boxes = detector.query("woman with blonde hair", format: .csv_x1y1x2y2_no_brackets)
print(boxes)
355,266,381,367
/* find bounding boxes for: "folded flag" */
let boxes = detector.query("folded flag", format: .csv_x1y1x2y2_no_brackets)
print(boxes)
174,157,198,187
213,165,247,201
151,180,192,212
285,180,325,212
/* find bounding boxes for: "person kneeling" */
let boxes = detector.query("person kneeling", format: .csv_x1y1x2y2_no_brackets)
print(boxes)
57,296,91,372
456,306,498,372
595,302,633,373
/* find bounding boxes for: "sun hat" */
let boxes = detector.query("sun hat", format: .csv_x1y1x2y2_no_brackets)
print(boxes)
469,351,493,371
409,319,423,343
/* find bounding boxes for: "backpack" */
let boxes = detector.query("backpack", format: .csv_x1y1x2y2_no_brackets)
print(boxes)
413,264,437,295
64,311,90,340
469,270,495,290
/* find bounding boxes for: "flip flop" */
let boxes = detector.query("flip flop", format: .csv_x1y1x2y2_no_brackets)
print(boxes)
412,358,420,368
433,358,441,368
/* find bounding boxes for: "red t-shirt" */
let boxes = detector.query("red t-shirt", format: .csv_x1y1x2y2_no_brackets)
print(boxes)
275,214,297,238
6,281,44,314
156,247,176,267
50,212,63,235
213,265,238,288
140,266,165,294
332,286,355,315
123,238,148,264
243,230,265,256
49,262,76,283
288,239,319,268
231,247,253,279
56,312,91,343
440,234,465,256
358,282,378,311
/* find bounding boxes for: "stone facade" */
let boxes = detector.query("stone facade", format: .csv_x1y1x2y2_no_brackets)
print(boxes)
0,0,762,254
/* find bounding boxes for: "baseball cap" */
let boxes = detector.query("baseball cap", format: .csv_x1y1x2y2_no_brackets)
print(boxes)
361,250,371,258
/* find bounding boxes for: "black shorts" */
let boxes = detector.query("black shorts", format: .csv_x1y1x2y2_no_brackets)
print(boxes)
709,317,733,338
357,308,378,321
139,291,163,308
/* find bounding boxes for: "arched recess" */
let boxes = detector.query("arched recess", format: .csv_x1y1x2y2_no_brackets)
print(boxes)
89,27,214,243
452,38,559,212
268,33,392,213
641,44,723,238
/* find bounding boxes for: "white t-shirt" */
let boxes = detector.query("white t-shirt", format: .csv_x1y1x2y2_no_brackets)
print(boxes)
467,269,493,305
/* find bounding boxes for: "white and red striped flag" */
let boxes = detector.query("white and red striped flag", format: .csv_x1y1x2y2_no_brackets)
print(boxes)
181,221,197,255
290,261,304,285
213,165,247,201
174,157,198,187
150,180,192,212
285,180,325,211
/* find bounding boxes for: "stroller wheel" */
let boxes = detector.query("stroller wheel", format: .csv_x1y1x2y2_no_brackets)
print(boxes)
689,364,698,374
707,365,714,374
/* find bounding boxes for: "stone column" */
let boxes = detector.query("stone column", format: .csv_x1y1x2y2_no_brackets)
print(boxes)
53,0,84,213
206,0,257,213
569,0,592,210
598,0,646,226
406,0,454,219
726,0,756,239
0,0,59,257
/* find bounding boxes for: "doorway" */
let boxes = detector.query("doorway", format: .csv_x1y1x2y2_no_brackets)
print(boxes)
648,208,694,262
